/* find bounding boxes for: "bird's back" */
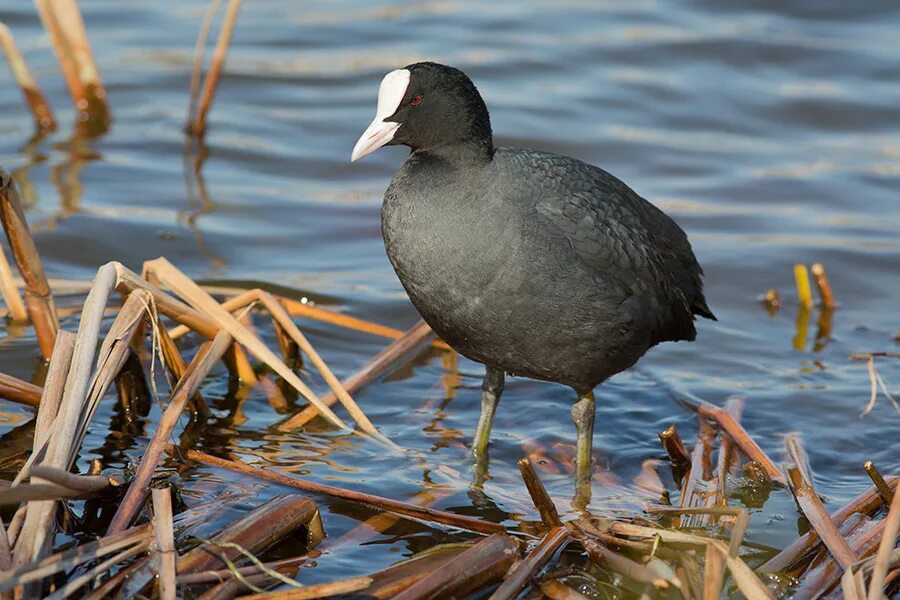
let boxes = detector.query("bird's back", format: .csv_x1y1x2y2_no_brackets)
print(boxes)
496,148,713,339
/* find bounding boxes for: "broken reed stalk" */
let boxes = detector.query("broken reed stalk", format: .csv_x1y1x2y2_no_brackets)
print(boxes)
250,289,390,443
704,541,726,600
392,533,520,600
343,548,468,600
241,576,373,600
155,312,211,416
187,0,223,129
6,504,25,548
488,526,569,600
45,539,151,600
761,477,898,573
810,263,836,310
794,263,813,308
785,464,857,570
71,288,154,464
107,329,232,534
0,372,41,407
0,482,107,505
325,486,455,552
83,495,244,599
278,319,435,431
0,524,151,591
16,284,143,565
166,445,505,535
607,521,774,599
842,550,900,600
168,289,451,350
187,568,286,598
518,458,677,592
34,272,449,347
142,257,348,430
785,434,814,486
644,506,749,558
0,167,58,359
176,554,310,586
658,424,691,468
864,460,895,507
793,517,887,600
279,296,450,350
271,297,301,368
114,262,218,337
177,495,319,574
716,397,745,502
27,466,120,492
159,282,402,444
0,21,56,131
678,419,718,528
567,524,672,589
867,488,900,600
689,400,785,484
188,0,242,137
517,458,562,527
151,487,176,600
0,243,26,321
32,0,110,130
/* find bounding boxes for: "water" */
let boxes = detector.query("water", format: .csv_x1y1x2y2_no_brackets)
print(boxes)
0,0,898,595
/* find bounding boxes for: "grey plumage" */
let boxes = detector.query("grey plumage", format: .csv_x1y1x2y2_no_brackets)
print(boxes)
382,147,713,394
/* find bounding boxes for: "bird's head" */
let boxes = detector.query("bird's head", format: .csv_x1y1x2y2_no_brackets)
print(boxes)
351,62,493,162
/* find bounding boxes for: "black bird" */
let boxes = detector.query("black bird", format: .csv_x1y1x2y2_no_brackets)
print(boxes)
351,62,714,498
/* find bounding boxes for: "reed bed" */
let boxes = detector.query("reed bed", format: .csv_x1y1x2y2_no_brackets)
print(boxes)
0,160,896,598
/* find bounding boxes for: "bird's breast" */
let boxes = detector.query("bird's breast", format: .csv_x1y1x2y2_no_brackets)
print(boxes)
381,179,528,359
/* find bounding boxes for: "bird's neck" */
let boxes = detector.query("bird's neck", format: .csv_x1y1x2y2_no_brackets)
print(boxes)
412,138,494,168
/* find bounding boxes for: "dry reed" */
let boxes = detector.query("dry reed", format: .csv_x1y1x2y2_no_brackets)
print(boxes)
0,242,27,322
0,167,58,358
811,262,837,309
150,487,176,600
107,330,233,534
32,0,110,131
187,0,242,136
165,445,505,535
489,526,569,600
0,21,56,131
392,533,520,600
794,263,814,308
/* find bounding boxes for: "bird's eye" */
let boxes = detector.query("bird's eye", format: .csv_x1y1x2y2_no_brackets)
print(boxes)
410,95,423,106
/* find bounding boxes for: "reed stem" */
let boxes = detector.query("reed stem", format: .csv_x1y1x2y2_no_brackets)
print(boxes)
188,0,242,136
0,168,58,359
0,21,56,131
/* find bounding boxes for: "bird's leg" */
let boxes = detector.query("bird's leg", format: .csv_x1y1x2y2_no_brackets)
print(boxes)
571,390,596,510
471,367,504,488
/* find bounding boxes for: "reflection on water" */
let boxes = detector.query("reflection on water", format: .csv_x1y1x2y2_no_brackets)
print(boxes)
0,0,899,594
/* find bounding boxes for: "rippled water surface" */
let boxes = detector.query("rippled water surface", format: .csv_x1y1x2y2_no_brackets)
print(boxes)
0,0,898,595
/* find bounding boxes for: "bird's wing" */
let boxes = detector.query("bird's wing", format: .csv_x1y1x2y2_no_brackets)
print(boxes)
526,153,696,342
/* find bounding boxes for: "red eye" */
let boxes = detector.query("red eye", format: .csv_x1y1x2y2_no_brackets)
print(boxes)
410,95,423,106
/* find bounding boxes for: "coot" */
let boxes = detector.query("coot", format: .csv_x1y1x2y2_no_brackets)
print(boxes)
352,62,714,497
